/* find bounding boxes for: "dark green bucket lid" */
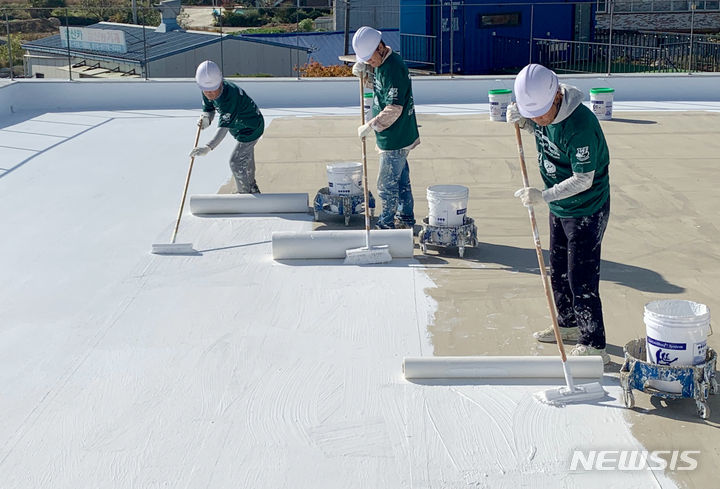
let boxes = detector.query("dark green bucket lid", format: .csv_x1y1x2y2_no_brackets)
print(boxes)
488,89,512,95
590,87,615,94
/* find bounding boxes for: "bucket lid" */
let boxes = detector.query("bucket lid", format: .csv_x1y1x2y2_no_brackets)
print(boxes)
327,162,362,171
488,89,512,95
427,184,469,197
590,87,615,94
644,299,710,320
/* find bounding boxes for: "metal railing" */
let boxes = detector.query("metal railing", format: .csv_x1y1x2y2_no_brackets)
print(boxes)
1,2,719,80
526,36,719,74
532,38,676,73
612,0,720,12
400,32,436,71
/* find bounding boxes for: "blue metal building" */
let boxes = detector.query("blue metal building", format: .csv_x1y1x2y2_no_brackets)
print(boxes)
400,0,597,74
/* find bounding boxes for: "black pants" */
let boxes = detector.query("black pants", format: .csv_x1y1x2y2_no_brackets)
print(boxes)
549,199,610,349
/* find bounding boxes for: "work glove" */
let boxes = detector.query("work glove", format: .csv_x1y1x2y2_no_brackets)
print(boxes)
514,187,545,207
357,122,373,138
507,102,535,135
352,62,367,78
197,111,214,130
189,145,211,158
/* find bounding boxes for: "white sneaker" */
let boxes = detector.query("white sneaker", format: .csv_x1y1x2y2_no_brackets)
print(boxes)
533,325,579,343
570,344,611,365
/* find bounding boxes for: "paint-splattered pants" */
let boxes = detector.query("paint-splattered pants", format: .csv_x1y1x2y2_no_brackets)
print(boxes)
230,138,260,194
376,148,414,228
549,199,610,349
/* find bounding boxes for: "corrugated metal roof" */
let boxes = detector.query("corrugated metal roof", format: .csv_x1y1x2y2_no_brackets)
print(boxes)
21,22,311,65
243,30,400,67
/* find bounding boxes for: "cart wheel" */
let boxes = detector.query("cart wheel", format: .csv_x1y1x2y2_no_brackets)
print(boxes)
696,400,711,420
458,246,465,258
623,389,635,408
313,210,320,221
344,214,350,227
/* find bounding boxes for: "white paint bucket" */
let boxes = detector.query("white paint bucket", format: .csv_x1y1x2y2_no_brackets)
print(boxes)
644,299,711,393
327,162,363,196
488,89,512,122
590,87,614,120
427,185,469,227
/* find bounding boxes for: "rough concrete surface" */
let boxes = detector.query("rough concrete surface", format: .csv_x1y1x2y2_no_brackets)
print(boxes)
235,111,720,489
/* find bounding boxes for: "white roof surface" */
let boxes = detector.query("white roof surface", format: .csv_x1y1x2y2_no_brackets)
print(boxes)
3,83,719,488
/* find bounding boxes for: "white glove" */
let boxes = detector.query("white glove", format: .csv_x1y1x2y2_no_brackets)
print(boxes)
514,187,545,207
357,122,373,138
189,145,211,158
507,102,534,134
352,62,367,78
197,111,214,130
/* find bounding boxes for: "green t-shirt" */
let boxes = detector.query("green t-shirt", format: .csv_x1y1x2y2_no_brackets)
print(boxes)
372,51,419,151
202,81,264,143
534,103,610,218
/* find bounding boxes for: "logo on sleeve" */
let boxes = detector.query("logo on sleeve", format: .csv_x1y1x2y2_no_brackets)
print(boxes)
388,87,398,100
576,146,590,162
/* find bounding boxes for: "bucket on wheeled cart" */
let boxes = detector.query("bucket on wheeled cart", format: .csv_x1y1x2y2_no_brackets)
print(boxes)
418,216,477,258
313,187,375,227
620,338,717,419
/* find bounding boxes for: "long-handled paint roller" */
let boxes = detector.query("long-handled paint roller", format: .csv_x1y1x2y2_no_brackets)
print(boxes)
151,124,201,255
344,73,393,265
513,123,606,405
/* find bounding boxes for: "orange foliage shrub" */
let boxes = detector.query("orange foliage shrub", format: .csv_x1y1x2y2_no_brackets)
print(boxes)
297,61,352,77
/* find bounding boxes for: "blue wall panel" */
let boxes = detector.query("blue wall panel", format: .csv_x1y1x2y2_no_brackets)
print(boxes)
400,0,597,74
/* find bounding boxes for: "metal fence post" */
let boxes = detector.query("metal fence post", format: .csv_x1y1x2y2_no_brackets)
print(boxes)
5,12,13,80
296,7,301,80
449,0,454,77
607,0,614,75
529,4,534,64
141,8,149,79
343,0,350,56
65,8,72,81
438,2,443,74
219,10,224,75
689,1,695,74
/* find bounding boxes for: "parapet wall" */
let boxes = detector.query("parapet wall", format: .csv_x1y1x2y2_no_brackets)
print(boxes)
1,73,719,115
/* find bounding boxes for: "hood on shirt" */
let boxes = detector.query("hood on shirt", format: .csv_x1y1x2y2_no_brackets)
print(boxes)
552,84,585,124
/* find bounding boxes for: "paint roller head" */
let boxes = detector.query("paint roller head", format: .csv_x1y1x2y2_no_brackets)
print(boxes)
344,245,392,265
151,243,198,255
534,382,607,406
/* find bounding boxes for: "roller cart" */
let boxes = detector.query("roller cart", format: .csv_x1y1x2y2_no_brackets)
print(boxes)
620,338,718,419
313,187,375,227
418,216,478,258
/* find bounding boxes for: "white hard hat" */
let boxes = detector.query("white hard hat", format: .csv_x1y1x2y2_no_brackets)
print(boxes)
195,60,223,91
352,26,382,63
514,64,559,118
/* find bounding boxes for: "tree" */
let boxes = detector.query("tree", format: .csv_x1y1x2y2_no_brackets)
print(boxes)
29,0,66,19
298,18,313,32
0,35,24,69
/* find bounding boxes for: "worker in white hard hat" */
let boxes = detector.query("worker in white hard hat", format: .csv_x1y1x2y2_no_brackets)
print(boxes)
190,60,265,194
351,26,420,230
508,63,611,365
